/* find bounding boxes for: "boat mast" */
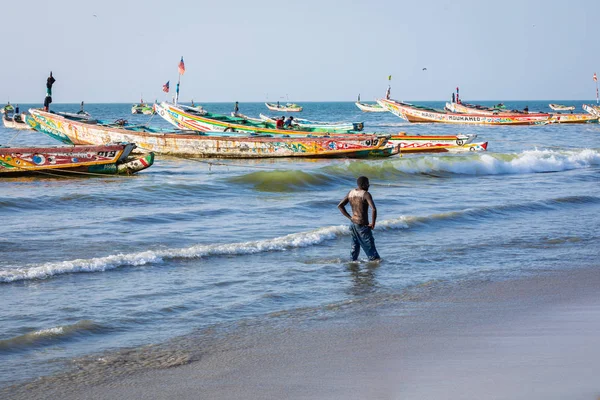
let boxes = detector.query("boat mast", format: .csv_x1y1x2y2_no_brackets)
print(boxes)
595,72,599,105
176,57,185,105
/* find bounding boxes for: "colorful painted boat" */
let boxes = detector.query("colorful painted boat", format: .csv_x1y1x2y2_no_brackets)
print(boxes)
446,101,595,123
444,101,545,117
1,104,15,114
547,113,598,124
0,143,154,177
549,104,575,111
265,102,303,112
156,102,487,153
26,108,395,159
2,112,34,130
131,103,155,115
389,133,488,153
379,99,551,125
355,102,387,112
156,102,362,134
259,114,364,132
582,104,600,117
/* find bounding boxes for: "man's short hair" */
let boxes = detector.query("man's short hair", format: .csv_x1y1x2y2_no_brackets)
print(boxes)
357,176,369,189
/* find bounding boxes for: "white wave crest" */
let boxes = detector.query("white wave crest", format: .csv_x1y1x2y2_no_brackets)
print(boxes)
399,148,600,175
1,221,412,283
0,224,357,283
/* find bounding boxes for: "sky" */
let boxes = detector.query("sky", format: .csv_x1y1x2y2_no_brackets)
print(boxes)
1,0,598,103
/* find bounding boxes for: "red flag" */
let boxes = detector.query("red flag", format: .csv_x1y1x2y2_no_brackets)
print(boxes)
162,81,170,93
594,73,597,82
178,57,185,75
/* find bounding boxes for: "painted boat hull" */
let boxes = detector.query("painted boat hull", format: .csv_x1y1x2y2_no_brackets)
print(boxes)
547,113,597,124
265,103,303,112
355,102,387,112
582,104,600,117
259,114,363,132
131,104,155,115
3,114,34,130
379,99,550,125
0,143,154,176
388,133,487,153
27,109,393,159
446,102,595,124
156,102,362,135
549,104,575,111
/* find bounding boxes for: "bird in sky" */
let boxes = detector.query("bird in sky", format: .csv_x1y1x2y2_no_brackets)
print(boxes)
422,67,427,71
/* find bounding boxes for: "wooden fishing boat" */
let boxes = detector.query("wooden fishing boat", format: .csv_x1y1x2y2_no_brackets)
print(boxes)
0,143,154,177
265,102,303,112
156,102,362,134
582,104,600,117
446,101,595,124
131,103,155,115
379,99,551,125
259,114,364,132
547,113,597,124
156,102,487,153
26,108,396,159
2,112,34,130
355,102,387,112
549,104,575,111
389,133,488,153
444,101,523,116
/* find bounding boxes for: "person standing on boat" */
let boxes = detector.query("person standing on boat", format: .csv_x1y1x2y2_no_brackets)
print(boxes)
338,176,380,262
234,101,239,114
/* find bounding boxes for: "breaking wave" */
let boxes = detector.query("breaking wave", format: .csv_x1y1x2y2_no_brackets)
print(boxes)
0,320,103,351
224,149,600,191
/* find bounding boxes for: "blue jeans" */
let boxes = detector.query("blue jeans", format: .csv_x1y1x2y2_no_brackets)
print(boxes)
350,223,380,261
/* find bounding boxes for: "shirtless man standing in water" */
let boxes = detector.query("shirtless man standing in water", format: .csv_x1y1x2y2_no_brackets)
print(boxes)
337,176,380,261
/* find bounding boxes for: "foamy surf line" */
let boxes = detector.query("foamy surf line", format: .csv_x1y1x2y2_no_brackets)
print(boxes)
326,149,600,176
0,220,411,283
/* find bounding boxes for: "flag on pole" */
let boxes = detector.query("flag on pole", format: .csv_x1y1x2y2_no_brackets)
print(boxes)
178,57,186,75
388,75,392,81
163,81,170,93
594,72,597,82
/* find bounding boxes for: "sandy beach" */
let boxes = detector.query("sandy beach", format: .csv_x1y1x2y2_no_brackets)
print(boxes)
5,266,599,400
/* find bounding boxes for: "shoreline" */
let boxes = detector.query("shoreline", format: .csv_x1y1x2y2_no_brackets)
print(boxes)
4,266,600,400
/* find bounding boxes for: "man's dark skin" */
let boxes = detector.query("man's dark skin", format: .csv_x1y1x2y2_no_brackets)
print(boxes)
337,179,377,229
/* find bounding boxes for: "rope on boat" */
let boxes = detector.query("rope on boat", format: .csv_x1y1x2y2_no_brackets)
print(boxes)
3,130,22,146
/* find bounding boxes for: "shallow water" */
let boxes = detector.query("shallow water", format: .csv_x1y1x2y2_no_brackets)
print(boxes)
1,100,599,386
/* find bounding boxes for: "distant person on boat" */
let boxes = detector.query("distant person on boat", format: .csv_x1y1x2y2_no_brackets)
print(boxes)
44,71,56,111
234,101,239,114
385,86,391,100
15,105,19,114
523,105,529,114
276,116,284,129
338,176,380,262
284,116,294,128
452,93,455,103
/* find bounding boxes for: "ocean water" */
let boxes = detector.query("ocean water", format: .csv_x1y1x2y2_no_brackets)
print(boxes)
1,100,599,387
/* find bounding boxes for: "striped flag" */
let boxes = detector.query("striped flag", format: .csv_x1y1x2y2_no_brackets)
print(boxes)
163,81,170,93
178,57,185,75
594,73,597,82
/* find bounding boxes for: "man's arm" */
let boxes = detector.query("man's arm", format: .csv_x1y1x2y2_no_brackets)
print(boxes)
337,194,352,221
365,192,377,229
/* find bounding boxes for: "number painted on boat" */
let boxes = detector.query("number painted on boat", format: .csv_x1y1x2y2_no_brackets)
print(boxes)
97,151,117,157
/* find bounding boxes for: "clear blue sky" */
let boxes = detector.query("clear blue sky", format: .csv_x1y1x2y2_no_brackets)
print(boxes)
1,0,598,103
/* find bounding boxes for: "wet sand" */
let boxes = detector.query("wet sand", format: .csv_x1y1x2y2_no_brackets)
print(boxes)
5,267,600,400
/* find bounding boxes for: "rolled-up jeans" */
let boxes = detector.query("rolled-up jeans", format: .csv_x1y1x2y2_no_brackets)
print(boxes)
350,223,380,261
